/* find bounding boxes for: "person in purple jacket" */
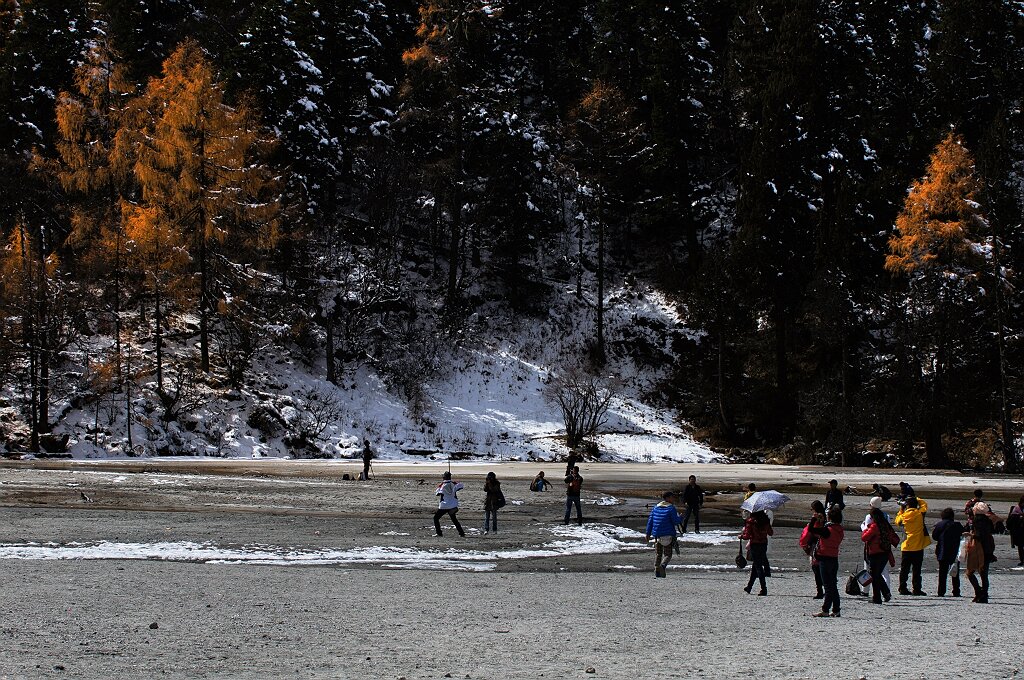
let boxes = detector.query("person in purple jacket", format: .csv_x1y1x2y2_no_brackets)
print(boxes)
646,491,683,578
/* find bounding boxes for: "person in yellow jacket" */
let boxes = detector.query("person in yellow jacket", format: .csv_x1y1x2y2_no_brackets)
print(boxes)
894,496,931,595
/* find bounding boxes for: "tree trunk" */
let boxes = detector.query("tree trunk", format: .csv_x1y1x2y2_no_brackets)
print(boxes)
197,127,211,373
595,193,606,366
155,278,164,393
325,306,336,385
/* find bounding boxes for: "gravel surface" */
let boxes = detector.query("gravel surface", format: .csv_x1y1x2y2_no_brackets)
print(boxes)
1,462,1022,679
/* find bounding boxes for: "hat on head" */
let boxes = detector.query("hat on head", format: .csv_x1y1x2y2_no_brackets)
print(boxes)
869,496,883,509
974,501,989,514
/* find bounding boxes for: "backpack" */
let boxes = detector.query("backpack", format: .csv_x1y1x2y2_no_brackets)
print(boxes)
845,573,862,596
798,523,815,555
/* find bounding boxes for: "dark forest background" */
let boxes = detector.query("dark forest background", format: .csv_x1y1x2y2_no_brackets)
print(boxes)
2,1,1023,469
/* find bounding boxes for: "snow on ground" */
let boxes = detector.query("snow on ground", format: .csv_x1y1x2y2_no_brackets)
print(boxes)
0,523,650,572
39,280,719,465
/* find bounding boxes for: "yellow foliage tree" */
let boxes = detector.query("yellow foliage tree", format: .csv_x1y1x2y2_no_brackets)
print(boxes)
885,132,990,468
55,39,137,367
886,132,986,275
133,39,279,374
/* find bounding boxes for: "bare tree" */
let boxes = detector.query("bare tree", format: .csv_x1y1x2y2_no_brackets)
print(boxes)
545,369,615,449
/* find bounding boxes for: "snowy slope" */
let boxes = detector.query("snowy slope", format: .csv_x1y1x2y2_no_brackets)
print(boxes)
35,279,718,464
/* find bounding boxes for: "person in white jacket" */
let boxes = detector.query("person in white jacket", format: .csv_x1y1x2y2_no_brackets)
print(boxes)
433,471,466,537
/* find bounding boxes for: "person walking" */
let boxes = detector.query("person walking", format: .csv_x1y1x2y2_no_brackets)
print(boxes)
894,496,931,595
801,500,827,599
741,510,774,596
824,479,845,514
530,471,552,492
646,491,683,578
361,439,374,480
680,475,704,533
807,506,845,617
966,502,996,603
564,466,584,525
483,471,502,534
1007,495,1024,567
931,507,964,597
861,507,897,604
433,471,465,537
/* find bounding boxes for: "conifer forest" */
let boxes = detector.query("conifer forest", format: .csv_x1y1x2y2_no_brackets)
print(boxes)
2,1,1024,470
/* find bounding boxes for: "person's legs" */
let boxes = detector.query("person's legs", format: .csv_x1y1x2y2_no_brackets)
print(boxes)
564,497,572,524
812,561,824,597
693,507,700,533
910,551,925,593
898,552,911,593
1017,544,1024,566
753,544,768,594
979,561,990,602
819,556,840,614
951,562,961,596
449,509,465,537
937,560,950,596
571,497,583,524
869,553,891,603
491,508,498,532
484,508,493,532
968,572,982,601
433,509,445,536
680,506,692,533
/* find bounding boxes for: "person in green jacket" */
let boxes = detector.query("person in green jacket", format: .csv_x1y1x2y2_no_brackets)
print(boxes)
894,496,931,595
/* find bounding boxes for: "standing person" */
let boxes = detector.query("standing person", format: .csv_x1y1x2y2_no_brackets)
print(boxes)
861,497,892,593
966,502,997,603
894,496,931,595
871,483,893,502
861,507,896,604
563,466,584,525
530,471,552,492
646,491,683,578
931,507,964,597
361,439,374,481
483,472,502,534
680,475,705,533
433,471,465,537
824,479,845,514
741,510,774,596
1007,495,1024,567
807,506,845,617
801,501,827,599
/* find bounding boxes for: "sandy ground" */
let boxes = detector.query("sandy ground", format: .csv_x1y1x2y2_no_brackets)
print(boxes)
1,461,1022,679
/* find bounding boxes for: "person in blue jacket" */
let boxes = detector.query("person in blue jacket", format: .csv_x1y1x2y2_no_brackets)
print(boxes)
646,491,683,578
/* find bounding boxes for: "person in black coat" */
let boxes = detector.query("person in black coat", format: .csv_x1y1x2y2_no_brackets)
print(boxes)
872,483,893,502
931,507,964,597
680,475,704,533
824,479,845,514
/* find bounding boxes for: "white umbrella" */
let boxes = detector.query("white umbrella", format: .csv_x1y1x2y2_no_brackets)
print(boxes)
741,490,790,513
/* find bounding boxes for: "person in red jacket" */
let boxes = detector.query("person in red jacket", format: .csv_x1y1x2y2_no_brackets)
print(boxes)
741,510,774,596
861,507,897,604
807,506,845,617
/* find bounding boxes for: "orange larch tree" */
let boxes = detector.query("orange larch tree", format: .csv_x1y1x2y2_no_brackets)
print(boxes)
133,39,279,375
886,132,991,468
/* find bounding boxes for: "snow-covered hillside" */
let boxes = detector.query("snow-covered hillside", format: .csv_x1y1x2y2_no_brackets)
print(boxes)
37,279,719,464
